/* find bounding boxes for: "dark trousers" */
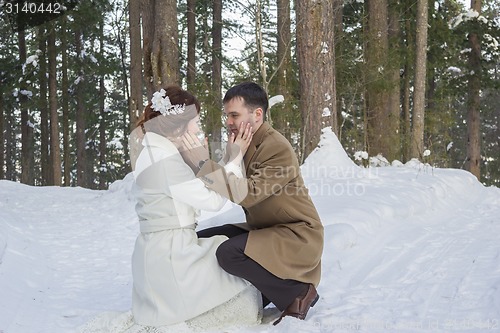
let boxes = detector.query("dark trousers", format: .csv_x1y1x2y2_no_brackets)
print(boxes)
197,224,308,311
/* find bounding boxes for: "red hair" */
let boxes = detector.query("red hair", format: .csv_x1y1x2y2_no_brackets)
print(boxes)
136,85,201,137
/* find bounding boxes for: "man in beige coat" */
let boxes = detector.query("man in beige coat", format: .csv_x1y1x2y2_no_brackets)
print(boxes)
196,82,324,325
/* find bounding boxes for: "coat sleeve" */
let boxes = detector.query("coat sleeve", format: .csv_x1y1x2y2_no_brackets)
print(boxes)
197,140,298,208
153,149,228,212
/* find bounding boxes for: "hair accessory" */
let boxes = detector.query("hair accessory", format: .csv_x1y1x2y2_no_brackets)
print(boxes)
150,89,185,115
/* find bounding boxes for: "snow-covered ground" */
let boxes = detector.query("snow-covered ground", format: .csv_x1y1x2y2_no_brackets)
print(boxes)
1,129,499,333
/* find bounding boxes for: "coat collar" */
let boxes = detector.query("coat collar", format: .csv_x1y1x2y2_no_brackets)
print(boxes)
252,121,271,146
244,122,271,167
142,132,178,153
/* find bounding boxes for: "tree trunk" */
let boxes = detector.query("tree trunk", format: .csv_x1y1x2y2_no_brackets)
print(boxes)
0,91,4,179
333,0,344,136
19,30,34,185
411,0,428,159
61,16,71,186
99,79,106,189
296,0,337,160
255,0,268,93
465,0,481,179
75,28,87,187
209,0,222,146
129,0,142,129
275,0,292,138
5,98,15,181
99,20,107,190
365,0,392,159
402,62,411,162
142,0,155,98
48,24,62,186
38,26,50,185
186,0,196,88
402,17,413,162
387,0,401,161
151,0,180,88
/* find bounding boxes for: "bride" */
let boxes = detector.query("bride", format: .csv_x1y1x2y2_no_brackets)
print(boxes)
79,85,262,333
130,84,261,328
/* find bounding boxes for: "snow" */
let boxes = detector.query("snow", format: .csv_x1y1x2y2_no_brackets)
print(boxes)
1,128,500,333
321,42,329,54
268,95,284,109
447,66,462,74
484,34,499,50
450,10,489,29
322,107,331,117
25,55,38,67
19,90,33,97
354,151,369,161
74,76,84,86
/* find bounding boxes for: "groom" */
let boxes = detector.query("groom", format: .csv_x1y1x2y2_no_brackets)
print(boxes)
196,82,324,325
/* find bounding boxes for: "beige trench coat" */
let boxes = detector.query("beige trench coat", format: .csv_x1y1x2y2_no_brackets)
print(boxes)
198,122,324,286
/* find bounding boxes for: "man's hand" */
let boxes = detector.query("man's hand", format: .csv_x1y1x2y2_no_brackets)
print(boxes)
227,123,253,165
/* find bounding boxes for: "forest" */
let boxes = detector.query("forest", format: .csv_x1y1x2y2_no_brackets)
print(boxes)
0,0,499,189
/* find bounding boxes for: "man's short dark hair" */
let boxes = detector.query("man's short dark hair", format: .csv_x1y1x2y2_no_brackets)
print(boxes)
223,82,269,115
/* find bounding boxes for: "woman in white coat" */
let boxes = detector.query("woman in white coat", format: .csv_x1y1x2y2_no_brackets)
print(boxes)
129,85,260,328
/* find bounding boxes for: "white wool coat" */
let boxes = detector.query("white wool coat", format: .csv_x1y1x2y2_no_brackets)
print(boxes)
131,132,249,326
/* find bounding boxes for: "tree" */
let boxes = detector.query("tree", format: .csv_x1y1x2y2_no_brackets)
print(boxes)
151,0,180,88
209,0,223,146
402,11,414,162
129,0,142,129
75,28,87,187
38,26,50,185
186,0,196,88
19,29,34,185
387,0,401,161
365,0,400,161
48,23,62,185
0,91,3,180
1,14,19,181
98,19,107,190
61,16,71,186
411,0,429,159
296,0,337,159
142,0,155,97
333,0,344,136
274,0,293,138
465,0,482,179
255,0,267,92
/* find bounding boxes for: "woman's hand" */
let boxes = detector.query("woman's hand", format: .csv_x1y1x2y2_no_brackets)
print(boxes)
178,131,210,173
228,122,253,165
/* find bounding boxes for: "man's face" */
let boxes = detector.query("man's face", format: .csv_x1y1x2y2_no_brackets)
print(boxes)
223,97,261,136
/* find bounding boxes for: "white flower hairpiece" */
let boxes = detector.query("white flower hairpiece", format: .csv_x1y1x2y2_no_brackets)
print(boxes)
150,89,185,116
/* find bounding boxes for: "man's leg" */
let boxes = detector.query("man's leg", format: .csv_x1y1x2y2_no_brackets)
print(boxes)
197,224,247,239
215,232,308,311
197,225,272,306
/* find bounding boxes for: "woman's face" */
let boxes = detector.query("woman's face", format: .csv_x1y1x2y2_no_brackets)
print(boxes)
187,115,201,135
